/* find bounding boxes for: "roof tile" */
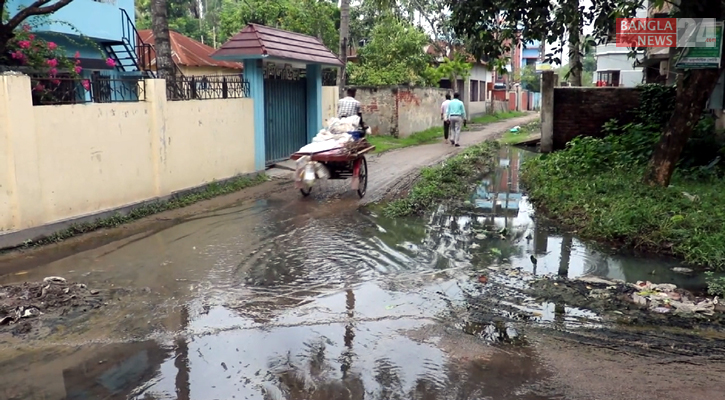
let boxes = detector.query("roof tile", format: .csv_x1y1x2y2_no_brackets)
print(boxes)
211,24,342,66
138,30,243,70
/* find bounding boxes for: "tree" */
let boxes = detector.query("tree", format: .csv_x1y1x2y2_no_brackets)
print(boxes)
448,0,725,187
0,0,77,56
151,0,175,81
338,0,350,97
345,15,430,86
436,53,472,93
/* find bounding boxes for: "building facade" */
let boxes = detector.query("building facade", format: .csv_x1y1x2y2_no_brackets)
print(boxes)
593,6,647,87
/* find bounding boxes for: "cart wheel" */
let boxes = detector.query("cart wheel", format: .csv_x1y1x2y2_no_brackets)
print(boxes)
357,156,368,198
300,186,312,197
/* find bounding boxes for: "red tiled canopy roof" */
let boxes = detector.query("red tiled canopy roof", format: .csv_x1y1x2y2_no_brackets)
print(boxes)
138,29,243,70
211,24,343,66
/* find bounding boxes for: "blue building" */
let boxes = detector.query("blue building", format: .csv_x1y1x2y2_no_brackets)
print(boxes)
6,0,150,103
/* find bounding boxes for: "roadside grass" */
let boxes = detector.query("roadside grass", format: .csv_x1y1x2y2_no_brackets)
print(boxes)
8,173,269,251
470,110,527,125
497,120,540,145
522,149,725,271
368,110,528,154
383,141,500,217
367,126,442,153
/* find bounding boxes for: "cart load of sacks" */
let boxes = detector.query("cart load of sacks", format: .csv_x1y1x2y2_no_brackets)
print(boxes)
296,116,369,154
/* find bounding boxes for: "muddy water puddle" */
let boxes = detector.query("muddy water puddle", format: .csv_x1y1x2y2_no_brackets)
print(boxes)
0,146,702,400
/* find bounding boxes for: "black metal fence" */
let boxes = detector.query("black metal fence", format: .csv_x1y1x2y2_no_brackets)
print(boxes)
30,73,145,106
166,74,250,101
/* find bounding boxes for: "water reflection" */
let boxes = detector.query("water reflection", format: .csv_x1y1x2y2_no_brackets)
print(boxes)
0,145,708,400
445,146,709,291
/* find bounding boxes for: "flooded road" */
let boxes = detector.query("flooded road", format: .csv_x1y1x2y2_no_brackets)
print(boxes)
1,146,723,400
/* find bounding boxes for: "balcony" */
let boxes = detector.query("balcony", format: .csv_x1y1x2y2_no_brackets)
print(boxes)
6,0,134,41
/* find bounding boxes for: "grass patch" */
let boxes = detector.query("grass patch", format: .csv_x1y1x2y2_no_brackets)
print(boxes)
498,120,540,145
367,126,442,153
471,110,527,125
368,111,528,154
9,173,269,250
383,141,500,217
522,152,725,270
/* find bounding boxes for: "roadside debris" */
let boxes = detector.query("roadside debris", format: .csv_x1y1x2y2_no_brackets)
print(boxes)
0,277,106,335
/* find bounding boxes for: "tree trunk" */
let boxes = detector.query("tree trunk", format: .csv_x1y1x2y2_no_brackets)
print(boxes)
645,68,722,186
451,75,458,94
567,15,582,86
151,0,175,81
338,0,350,98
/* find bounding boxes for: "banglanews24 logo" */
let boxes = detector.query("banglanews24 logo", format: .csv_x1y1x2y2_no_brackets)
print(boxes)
616,18,720,47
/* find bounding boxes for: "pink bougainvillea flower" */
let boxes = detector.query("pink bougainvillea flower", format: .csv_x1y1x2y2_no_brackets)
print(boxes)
51,79,60,85
82,80,90,90
22,24,31,32
105,58,116,67
49,68,58,76
46,58,58,68
33,83,44,91
74,65,82,74
47,42,57,50
28,34,34,40
18,40,31,49
74,51,81,58
11,50,23,59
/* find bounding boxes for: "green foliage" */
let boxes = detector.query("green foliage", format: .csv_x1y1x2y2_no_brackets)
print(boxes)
436,53,472,83
384,141,500,217
520,83,725,270
13,173,268,250
518,65,540,92
705,272,725,296
346,15,430,86
136,0,339,50
471,111,527,125
445,0,644,66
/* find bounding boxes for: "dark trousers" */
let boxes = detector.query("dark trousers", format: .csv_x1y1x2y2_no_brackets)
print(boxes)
443,120,450,139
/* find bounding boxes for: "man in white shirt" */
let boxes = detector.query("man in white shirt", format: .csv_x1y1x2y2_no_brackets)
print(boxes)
440,94,451,143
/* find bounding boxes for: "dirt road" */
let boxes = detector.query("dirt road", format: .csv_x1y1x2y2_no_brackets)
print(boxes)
362,113,539,203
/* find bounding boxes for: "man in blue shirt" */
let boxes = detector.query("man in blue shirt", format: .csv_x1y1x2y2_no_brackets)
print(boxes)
445,92,467,147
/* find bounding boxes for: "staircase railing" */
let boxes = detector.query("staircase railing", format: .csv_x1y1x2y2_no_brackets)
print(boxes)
119,8,187,98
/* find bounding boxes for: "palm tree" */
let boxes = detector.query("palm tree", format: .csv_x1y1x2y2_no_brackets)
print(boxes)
338,0,350,98
151,0,176,81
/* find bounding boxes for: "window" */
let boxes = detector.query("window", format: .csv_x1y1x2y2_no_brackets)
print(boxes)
470,80,479,102
597,71,621,87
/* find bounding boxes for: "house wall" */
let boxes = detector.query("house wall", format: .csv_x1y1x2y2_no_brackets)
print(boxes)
595,44,644,87
552,87,641,149
7,0,135,41
0,75,255,244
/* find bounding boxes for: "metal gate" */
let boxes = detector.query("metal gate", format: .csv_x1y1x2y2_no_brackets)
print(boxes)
264,78,308,165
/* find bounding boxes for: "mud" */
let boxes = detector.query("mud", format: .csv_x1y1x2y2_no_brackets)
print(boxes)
0,277,118,338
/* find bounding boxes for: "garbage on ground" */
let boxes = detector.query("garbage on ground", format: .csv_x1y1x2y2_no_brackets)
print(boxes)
629,280,715,316
509,126,520,133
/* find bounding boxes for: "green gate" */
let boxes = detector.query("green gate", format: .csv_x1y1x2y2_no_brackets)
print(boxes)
264,78,308,165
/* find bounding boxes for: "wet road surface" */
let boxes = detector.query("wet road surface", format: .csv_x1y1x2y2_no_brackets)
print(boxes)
1,145,724,400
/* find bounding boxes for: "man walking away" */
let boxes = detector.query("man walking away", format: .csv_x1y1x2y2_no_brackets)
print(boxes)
441,94,451,143
445,92,467,147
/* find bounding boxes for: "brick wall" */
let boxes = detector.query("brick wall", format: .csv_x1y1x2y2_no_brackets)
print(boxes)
350,86,449,137
553,87,641,149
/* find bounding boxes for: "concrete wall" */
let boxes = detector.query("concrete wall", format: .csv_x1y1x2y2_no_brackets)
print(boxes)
0,74,255,239
350,86,448,137
321,86,338,125
552,87,641,149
